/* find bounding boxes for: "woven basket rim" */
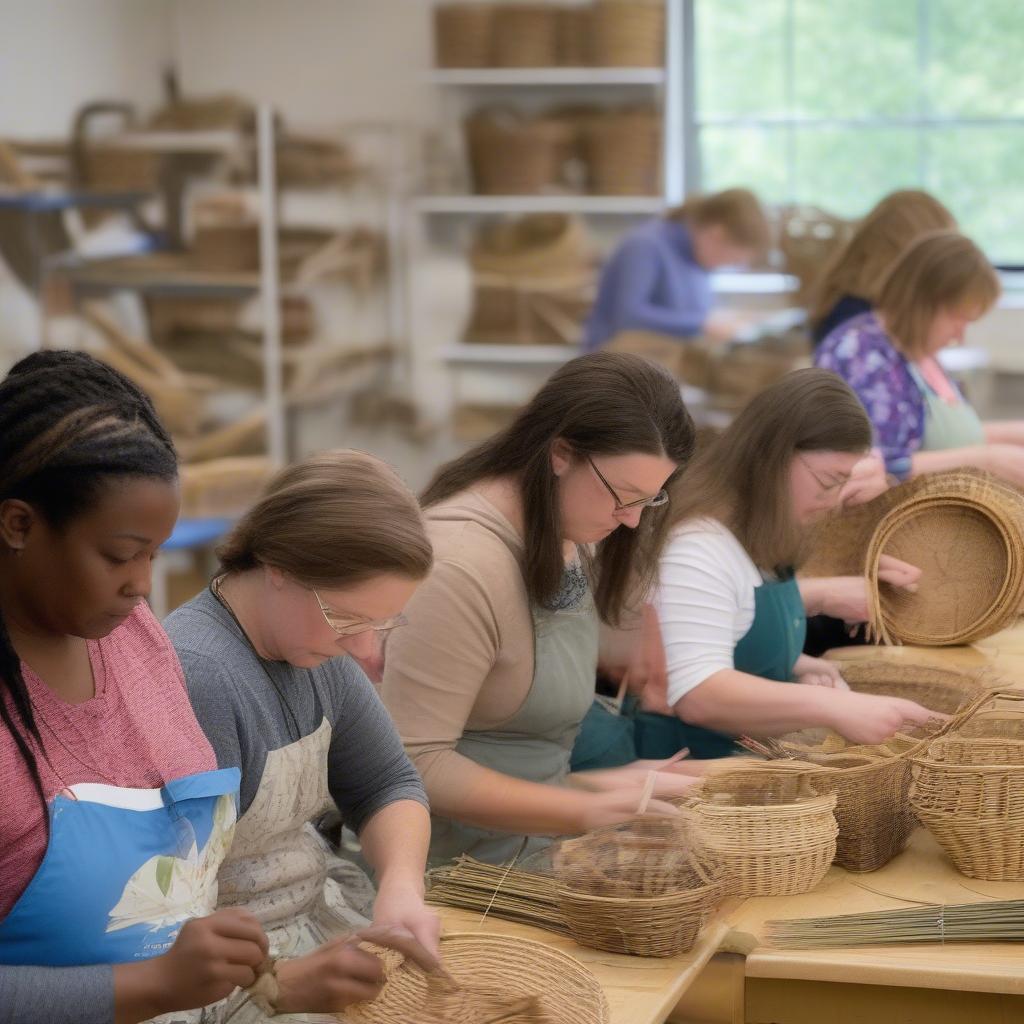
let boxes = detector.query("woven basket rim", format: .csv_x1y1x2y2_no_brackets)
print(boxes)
555,881,721,908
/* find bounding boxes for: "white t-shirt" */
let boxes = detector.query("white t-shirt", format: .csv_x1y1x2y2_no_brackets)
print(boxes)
654,517,764,707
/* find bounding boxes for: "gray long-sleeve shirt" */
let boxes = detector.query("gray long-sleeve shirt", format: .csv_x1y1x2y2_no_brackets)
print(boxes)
1,588,427,1024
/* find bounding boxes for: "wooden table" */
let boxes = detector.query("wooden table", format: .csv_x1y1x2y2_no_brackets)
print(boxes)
675,626,1024,1024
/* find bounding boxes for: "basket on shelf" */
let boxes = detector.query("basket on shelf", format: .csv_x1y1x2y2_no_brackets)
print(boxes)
911,690,1024,881
179,456,274,519
557,5,593,66
801,470,1024,646
583,107,661,195
839,661,1005,717
433,3,495,68
464,109,573,194
777,204,855,304
494,4,559,67
341,932,610,1024
591,0,665,67
686,773,838,898
544,817,722,958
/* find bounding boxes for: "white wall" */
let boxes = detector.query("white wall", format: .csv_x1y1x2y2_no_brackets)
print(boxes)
0,0,171,137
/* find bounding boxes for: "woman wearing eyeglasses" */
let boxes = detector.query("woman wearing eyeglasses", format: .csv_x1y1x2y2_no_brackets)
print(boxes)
163,451,444,1020
381,353,701,867
632,369,940,762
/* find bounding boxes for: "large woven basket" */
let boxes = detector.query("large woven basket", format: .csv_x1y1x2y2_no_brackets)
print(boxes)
910,691,1024,880
584,108,661,195
686,778,838,898
839,661,1005,717
465,109,573,194
557,5,593,66
494,4,559,67
434,4,494,67
341,932,609,1024
591,0,665,67
802,470,1024,646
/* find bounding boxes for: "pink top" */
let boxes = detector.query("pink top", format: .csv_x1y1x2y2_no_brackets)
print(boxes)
916,355,961,404
0,603,217,919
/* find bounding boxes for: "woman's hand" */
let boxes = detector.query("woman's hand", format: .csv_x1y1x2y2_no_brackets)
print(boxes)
826,691,948,746
794,654,849,690
274,925,441,1014
572,761,702,801
811,559,920,624
575,788,683,833
371,879,441,958
115,909,268,1023
839,449,891,507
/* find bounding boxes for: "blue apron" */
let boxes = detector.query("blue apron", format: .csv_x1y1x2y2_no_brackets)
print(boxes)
571,575,806,768
0,767,239,966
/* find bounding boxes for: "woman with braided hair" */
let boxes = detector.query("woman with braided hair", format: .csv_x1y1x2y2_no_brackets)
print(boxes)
0,351,269,1023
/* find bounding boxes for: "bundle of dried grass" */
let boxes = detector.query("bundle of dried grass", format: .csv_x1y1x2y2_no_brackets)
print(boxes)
764,900,1024,948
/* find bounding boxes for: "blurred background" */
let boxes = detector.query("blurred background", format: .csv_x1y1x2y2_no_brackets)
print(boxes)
1,0,1021,606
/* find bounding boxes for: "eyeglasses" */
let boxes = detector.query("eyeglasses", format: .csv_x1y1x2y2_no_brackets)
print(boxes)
313,590,408,638
797,454,848,496
587,456,669,512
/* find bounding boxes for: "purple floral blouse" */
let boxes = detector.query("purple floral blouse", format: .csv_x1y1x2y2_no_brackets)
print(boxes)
813,311,964,480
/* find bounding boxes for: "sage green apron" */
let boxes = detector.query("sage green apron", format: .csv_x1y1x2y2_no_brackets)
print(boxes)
908,362,986,451
428,562,598,868
571,574,806,766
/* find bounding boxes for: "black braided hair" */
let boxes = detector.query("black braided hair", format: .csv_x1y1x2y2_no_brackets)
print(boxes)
0,350,178,813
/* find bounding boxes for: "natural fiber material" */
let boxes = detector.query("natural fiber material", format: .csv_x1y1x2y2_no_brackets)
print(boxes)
911,691,1024,880
465,110,573,195
776,205,854,304
341,933,609,1024
591,1,665,67
494,5,559,68
686,777,838,898
179,456,274,519
764,900,1024,949
434,4,495,68
839,661,1004,716
584,108,661,195
802,470,1024,647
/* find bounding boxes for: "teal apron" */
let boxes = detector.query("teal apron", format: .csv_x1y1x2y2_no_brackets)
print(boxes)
0,767,239,965
571,574,807,766
908,362,986,450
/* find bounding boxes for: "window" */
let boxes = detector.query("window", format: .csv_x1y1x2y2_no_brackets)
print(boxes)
690,0,1024,265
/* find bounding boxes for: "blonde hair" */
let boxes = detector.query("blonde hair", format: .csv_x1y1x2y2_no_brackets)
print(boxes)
809,189,956,329
218,449,433,586
877,230,1000,359
663,369,871,570
668,188,771,256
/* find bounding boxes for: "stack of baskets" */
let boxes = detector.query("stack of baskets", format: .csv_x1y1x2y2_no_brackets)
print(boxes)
802,470,1024,647
684,770,838,898
465,213,594,345
911,690,1024,881
548,817,722,957
434,1,663,68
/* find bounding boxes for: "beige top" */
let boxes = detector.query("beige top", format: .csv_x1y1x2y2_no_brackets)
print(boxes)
381,490,539,804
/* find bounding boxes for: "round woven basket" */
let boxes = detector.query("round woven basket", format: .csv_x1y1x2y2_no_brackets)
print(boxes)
342,932,609,1024
591,0,665,66
839,661,1003,716
584,108,661,195
494,4,559,67
465,110,573,194
434,4,494,68
910,691,1024,881
557,881,721,958
557,5,593,66
688,787,838,898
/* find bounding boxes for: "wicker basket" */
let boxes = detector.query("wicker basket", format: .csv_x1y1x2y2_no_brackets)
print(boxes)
494,4,559,67
179,456,274,519
777,204,855,304
433,4,494,68
840,661,1004,717
584,108,661,195
557,5,593,66
342,932,609,1024
591,0,665,67
687,783,838,898
911,691,1024,881
465,109,573,194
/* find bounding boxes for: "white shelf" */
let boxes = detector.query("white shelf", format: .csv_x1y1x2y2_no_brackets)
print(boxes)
427,67,666,87
416,195,666,215
442,343,579,366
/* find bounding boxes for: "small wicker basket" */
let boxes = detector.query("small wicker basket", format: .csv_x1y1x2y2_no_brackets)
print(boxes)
557,5,593,66
591,0,665,67
494,4,559,67
584,108,662,195
465,109,573,194
433,4,495,68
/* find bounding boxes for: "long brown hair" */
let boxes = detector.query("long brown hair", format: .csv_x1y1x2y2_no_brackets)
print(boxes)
809,189,956,330
422,353,696,625
664,369,871,570
668,187,771,256
219,449,433,586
